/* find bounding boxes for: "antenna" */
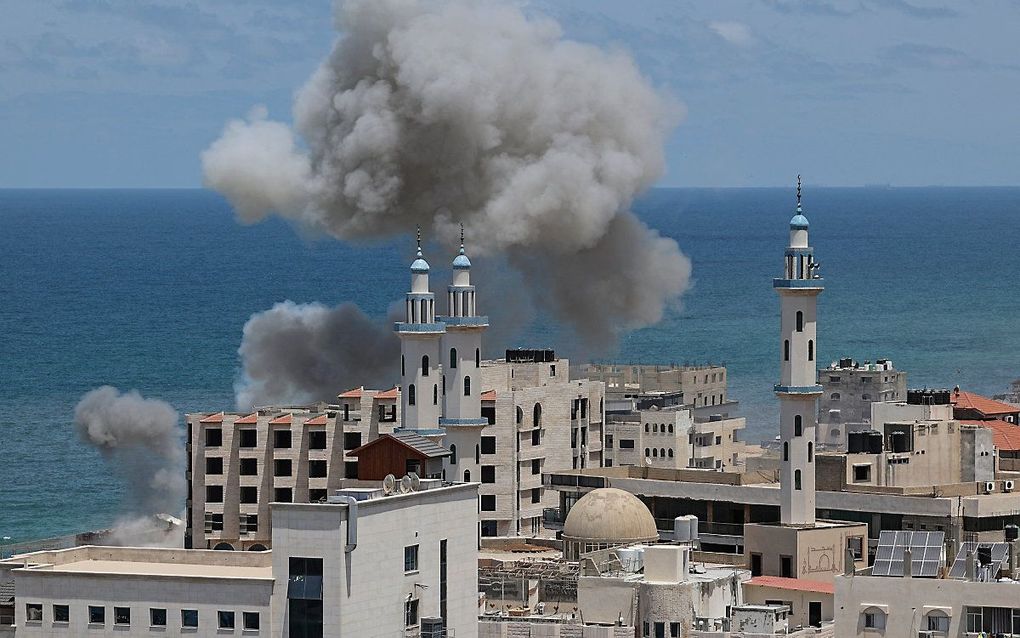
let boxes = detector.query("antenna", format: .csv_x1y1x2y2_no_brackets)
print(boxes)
399,475,413,493
383,474,397,495
408,472,421,491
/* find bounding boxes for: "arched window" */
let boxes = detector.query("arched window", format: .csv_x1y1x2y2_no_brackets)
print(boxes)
795,469,802,490
668,448,674,458
660,448,666,458
401,355,405,376
645,423,650,432
784,340,790,362
533,404,542,428
653,424,658,433
831,393,841,401
475,348,480,368
783,441,789,461
668,424,674,433
450,444,457,464
475,444,480,464
450,348,457,369
796,311,803,332
808,441,813,462
516,406,523,424
652,448,658,458
808,340,814,361
599,398,604,415
408,384,416,406
794,415,803,437
645,448,651,457
420,299,428,322
464,376,471,396
464,470,471,482
433,384,438,405
422,355,429,376
863,608,887,630
924,610,949,633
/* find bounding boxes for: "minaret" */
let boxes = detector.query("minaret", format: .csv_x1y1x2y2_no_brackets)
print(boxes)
439,225,489,426
394,227,445,433
774,176,823,526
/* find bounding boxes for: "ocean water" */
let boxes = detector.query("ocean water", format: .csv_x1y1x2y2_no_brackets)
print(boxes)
2,187,1019,543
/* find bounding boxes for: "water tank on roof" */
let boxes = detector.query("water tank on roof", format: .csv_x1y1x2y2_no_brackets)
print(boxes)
889,431,908,453
674,515,692,542
1005,525,1019,542
868,432,884,454
847,431,866,454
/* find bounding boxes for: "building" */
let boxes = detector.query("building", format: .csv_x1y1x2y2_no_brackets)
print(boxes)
603,407,752,471
578,363,731,411
816,358,907,447
742,577,833,630
186,234,605,548
951,387,1020,423
2,481,479,638
560,488,660,560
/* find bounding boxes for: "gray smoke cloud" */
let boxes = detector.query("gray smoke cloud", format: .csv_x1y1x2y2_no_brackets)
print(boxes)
235,301,401,409
74,386,186,520
203,0,691,350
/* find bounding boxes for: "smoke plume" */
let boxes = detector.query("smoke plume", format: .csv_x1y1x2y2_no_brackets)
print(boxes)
74,387,186,543
203,0,691,351
235,301,401,409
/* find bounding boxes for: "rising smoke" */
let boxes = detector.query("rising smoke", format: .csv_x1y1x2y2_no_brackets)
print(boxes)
204,0,692,404
236,301,401,409
74,386,185,545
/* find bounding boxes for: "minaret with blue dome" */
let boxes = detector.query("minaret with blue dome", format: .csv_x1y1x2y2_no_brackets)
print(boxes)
774,176,823,526
394,227,445,434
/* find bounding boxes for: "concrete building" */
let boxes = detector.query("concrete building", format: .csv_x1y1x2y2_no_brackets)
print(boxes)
603,408,752,471
578,363,731,411
2,481,479,638
816,358,906,447
742,577,833,631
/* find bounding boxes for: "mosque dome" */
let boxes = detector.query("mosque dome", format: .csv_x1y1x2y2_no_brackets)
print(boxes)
452,247,471,270
410,249,430,274
562,488,658,558
789,213,810,230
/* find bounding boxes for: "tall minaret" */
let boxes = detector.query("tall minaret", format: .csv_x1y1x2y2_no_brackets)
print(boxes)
394,227,445,433
774,176,823,526
439,225,489,426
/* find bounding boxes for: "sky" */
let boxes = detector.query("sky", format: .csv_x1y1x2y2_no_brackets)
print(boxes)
1,0,1018,188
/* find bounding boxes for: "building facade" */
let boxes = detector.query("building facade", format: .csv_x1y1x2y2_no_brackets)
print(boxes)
603,409,751,471
816,358,907,447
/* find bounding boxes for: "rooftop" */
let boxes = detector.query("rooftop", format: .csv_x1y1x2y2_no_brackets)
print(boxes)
746,575,834,594
2,547,273,581
961,419,1020,451
953,389,1019,417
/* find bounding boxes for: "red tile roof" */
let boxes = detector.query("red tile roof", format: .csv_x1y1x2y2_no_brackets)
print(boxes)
339,386,364,399
745,576,834,595
952,390,1018,417
961,419,1020,451
375,387,400,400
304,414,329,426
269,413,292,425
234,413,259,425
481,390,497,401
199,412,224,424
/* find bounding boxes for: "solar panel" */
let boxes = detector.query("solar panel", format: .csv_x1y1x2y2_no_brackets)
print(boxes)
871,530,945,577
948,542,1010,579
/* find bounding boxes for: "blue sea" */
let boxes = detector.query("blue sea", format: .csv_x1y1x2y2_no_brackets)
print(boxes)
2,187,1019,543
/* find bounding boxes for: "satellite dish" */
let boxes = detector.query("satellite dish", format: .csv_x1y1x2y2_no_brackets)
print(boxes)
408,472,420,491
399,475,413,493
382,474,397,495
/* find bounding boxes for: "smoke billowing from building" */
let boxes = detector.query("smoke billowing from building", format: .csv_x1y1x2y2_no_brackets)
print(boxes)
235,301,401,409
74,386,186,545
203,0,691,353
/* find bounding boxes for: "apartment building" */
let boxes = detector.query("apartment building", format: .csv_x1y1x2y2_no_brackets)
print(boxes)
578,363,730,410
2,482,479,638
816,358,906,446
603,408,751,471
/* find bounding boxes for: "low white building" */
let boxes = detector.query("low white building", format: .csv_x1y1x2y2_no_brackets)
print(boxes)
2,482,479,638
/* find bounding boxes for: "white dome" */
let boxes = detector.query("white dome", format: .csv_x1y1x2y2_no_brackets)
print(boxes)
563,488,658,543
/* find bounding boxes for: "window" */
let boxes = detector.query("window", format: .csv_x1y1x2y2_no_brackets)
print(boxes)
404,598,419,628
481,436,496,454
274,487,293,502
464,376,471,396
206,485,223,503
796,311,803,332
532,459,541,474
401,355,405,376
516,406,523,424
148,608,166,627
532,429,541,446
668,448,674,458
476,348,481,368
26,603,42,622
481,495,496,511
344,461,358,479
670,622,682,637
808,441,813,462
863,609,886,629
433,384,438,405
309,460,327,478
53,604,69,623
275,459,293,477
715,435,722,445
240,457,258,475
847,536,864,560
794,415,802,437
853,464,871,482
181,609,199,629
206,457,223,474
243,514,259,533
645,423,650,433
89,606,105,625
204,512,224,532
619,439,635,449
481,466,496,483
533,403,542,428
239,429,257,448
808,340,814,361
783,441,789,462
240,486,258,503
481,520,498,536
784,340,790,361
830,393,840,401
450,348,457,369
404,545,419,572
205,428,222,447
309,489,327,502
532,488,541,504
218,611,235,630
862,394,871,401
422,355,430,376
794,470,802,491
475,444,480,464
288,557,324,600
343,432,362,450
780,555,793,578
309,430,327,449
646,448,651,457
668,424,674,433
274,429,292,448
449,444,457,464
605,435,614,449
243,612,260,631
926,612,949,632
409,384,416,405
660,448,666,457
464,470,471,482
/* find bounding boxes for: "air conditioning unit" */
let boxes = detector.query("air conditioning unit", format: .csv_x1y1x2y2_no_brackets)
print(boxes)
984,481,996,494
1005,480,1015,493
